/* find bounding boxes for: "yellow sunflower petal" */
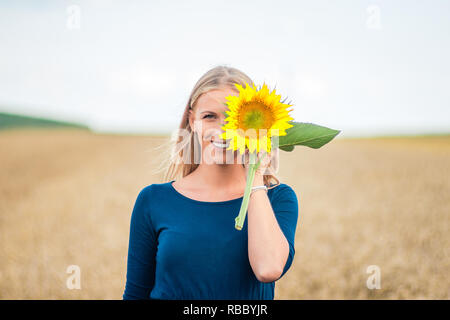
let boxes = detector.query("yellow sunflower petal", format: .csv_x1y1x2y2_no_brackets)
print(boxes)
236,131,246,155
248,135,257,153
221,82,294,155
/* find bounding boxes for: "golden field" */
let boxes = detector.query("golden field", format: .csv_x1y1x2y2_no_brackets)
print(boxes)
0,128,449,299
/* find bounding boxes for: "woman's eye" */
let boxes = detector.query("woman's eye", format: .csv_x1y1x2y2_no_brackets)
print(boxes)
203,114,215,119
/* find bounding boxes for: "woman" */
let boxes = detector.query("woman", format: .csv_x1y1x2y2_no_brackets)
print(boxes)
122,65,299,300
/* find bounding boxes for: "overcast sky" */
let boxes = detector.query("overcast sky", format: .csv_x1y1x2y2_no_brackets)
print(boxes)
0,0,449,137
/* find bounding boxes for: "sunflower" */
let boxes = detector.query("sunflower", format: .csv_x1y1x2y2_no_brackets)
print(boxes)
220,82,294,154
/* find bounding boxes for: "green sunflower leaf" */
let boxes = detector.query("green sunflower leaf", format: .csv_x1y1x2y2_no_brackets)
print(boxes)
276,121,341,152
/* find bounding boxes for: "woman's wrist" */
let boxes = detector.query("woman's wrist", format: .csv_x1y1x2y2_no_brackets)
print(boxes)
252,173,264,187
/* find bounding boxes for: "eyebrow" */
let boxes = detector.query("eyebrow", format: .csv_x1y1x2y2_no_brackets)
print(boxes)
200,111,218,114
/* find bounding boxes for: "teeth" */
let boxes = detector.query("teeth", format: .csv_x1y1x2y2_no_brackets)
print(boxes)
212,141,227,148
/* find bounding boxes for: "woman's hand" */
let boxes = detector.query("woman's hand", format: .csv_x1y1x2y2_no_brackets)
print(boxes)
235,148,273,230
243,149,272,185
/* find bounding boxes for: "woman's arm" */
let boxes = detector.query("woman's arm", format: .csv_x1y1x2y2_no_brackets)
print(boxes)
247,173,290,283
123,187,157,299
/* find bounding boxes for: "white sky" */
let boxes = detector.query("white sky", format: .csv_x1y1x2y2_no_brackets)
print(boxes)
0,0,449,137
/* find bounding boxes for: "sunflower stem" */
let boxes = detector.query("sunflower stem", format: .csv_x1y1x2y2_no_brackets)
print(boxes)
235,152,259,231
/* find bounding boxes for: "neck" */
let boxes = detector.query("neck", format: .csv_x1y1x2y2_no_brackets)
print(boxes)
192,162,247,190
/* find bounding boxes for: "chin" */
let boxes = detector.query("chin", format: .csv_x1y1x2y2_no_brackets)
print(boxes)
212,150,239,165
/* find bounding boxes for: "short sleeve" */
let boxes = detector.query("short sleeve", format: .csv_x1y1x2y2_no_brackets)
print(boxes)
122,186,157,300
270,184,299,280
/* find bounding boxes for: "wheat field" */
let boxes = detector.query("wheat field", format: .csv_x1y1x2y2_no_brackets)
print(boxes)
0,128,449,299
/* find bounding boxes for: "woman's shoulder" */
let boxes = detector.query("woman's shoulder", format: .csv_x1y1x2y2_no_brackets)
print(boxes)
268,181,294,192
268,182,298,201
136,181,173,198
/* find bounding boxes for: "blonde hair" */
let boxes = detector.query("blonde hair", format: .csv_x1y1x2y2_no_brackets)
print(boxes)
153,65,281,189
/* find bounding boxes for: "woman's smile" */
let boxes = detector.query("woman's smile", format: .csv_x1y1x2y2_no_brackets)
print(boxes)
211,139,229,149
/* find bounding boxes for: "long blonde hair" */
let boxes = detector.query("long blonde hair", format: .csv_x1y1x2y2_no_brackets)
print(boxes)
153,65,281,189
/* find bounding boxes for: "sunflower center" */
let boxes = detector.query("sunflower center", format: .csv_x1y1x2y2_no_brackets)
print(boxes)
239,101,273,131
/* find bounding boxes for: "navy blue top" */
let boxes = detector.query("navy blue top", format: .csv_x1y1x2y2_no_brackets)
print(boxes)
122,180,299,300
